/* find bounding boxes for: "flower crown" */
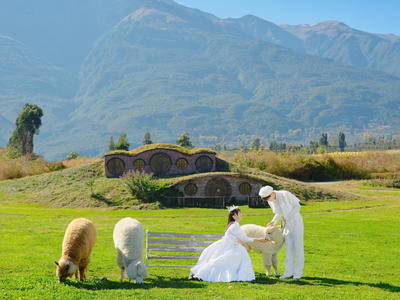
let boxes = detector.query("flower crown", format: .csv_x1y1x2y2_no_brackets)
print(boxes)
228,205,239,213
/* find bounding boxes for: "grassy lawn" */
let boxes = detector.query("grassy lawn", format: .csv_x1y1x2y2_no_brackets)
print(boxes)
0,183,399,299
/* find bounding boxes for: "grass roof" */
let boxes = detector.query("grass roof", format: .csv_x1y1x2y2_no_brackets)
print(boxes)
167,172,266,185
166,169,358,202
106,143,216,157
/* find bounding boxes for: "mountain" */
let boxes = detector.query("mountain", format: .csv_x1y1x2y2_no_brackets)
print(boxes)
281,21,400,78
0,1,399,159
0,34,78,147
0,0,166,72
222,15,305,53
40,2,398,160
0,115,13,146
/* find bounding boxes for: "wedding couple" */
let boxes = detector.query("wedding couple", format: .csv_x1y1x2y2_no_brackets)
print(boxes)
189,186,304,282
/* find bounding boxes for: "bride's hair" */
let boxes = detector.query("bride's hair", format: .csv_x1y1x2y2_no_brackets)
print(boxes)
226,208,240,231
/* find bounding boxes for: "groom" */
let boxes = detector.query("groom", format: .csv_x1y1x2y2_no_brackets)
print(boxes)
259,186,304,279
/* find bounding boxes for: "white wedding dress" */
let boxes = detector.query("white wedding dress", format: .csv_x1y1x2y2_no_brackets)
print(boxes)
189,221,255,282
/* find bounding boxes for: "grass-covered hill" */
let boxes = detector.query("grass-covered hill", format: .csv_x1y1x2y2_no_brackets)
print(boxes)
0,155,358,209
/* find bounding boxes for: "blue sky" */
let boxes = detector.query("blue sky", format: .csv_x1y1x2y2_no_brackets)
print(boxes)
175,0,400,35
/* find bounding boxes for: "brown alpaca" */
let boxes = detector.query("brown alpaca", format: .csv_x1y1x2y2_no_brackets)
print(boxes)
55,218,96,282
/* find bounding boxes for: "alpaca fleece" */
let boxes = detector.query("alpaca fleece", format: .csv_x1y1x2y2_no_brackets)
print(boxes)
56,218,96,282
113,217,148,283
240,224,284,276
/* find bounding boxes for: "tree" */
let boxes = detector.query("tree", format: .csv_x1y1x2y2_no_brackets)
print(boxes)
143,132,153,145
319,133,328,146
109,136,116,151
115,133,130,150
250,138,261,151
8,103,43,156
269,141,286,152
309,141,319,153
176,132,193,148
338,132,347,152
66,152,79,160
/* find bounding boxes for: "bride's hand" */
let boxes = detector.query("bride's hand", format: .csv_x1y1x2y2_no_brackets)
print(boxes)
255,238,270,243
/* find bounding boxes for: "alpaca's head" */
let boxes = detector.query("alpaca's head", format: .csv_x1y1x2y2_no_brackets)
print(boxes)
264,226,282,241
55,258,76,282
127,261,148,284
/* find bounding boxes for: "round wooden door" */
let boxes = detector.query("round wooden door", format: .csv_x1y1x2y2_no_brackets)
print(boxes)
205,177,232,198
106,158,126,177
195,155,213,172
150,152,172,176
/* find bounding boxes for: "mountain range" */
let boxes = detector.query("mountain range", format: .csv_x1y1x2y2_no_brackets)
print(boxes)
0,0,399,160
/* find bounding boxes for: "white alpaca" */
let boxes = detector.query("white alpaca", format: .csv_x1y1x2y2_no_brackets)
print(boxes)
240,224,284,277
113,218,148,284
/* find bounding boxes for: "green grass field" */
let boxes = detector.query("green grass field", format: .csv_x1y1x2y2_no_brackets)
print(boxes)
0,182,399,299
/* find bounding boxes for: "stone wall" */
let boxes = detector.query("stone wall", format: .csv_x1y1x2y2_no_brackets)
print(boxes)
175,174,264,202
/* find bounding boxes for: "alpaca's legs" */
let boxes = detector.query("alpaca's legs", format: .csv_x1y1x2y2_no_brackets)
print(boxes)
120,266,125,283
116,250,125,282
79,258,89,281
262,253,273,276
272,254,279,276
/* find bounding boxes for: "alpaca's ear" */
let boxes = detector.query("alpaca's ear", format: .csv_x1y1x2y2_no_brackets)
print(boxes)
137,262,148,278
54,261,59,266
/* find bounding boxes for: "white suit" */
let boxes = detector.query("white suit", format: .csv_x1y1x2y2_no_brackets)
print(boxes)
268,191,304,278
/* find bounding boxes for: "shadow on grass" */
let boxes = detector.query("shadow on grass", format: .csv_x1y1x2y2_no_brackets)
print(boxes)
64,276,206,290
253,275,400,293
65,274,399,293
91,193,115,206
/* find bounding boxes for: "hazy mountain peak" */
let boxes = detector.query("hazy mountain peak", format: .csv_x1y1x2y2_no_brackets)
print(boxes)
239,14,271,22
313,20,349,29
378,33,400,42
0,34,24,46
224,14,305,52
121,7,186,24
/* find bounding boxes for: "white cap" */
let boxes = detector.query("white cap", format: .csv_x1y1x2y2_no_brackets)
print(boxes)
259,186,273,198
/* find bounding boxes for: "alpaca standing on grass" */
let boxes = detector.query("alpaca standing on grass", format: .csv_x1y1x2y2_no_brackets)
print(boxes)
240,224,285,277
113,217,148,284
55,218,96,282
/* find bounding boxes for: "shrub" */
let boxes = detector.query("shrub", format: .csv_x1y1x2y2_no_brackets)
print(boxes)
47,161,66,172
0,162,23,180
67,152,80,160
121,170,161,203
232,150,373,181
255,160,266,171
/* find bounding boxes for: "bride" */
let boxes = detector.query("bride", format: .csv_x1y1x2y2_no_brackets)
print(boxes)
189,206,268,282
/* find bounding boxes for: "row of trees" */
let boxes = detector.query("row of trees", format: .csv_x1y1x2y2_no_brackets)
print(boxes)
108,132,194,151
307,132,346,153
5,104,395,158
242,132,346,154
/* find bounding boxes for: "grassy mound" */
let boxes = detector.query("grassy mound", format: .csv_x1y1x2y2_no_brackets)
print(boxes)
170,170,357,202
106,143,216,156
0,157,357,209
0,160,160,209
